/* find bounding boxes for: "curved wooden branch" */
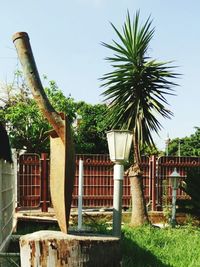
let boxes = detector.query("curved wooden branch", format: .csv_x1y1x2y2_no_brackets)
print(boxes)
12,32,65,143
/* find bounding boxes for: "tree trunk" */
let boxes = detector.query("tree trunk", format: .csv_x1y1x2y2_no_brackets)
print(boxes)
128,164,149,226
20,231,122,267
13,32,75,233
12,32,65,143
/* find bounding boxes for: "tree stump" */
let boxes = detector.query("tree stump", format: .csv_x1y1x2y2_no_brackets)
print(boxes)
20,231,122,267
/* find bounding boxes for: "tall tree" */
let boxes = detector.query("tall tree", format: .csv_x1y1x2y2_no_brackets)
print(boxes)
101,11,179,226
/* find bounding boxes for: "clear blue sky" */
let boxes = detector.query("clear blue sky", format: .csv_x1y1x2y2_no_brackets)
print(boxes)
0,1,199,150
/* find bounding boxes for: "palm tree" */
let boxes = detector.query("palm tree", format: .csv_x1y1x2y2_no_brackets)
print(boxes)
101,11,179,226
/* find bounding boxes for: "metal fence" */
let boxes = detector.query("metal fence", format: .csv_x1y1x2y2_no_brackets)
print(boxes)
17,153,200,211
0,160,14,250
154,156,200,210
18,154,41,209
73,154,113,207
72,154,151,208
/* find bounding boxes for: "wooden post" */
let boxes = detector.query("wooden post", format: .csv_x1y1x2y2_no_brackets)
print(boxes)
13,32,75,233
41,153,48,212
20,231,122,267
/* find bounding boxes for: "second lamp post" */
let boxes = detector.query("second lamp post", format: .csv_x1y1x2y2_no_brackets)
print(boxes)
169,168,181,227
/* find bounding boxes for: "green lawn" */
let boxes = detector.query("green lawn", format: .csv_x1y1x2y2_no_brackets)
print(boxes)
122,225,200,267
16,218,200,267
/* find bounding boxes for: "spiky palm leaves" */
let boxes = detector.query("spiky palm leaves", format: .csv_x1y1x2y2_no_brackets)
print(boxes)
101,12,178,159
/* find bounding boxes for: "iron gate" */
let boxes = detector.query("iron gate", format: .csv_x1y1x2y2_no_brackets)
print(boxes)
18,154,41,208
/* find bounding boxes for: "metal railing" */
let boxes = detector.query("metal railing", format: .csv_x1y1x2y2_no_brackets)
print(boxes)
18,154,41,209
17,153,200,211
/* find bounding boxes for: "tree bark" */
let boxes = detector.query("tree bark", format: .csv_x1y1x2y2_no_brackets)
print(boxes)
20,231,122,267
13,32,75,233
128,164,149,226
12,32,65,143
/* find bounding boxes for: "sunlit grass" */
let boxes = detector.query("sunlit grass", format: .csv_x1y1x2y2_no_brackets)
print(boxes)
122,225,200,267
16,217,200,267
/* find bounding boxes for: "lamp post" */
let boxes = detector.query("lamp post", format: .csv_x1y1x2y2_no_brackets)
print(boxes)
169,168,181,227
106,130,133,237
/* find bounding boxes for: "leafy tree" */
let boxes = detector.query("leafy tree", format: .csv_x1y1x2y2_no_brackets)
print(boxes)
4,98,50,152
168,127,200,156
0,72,77,153
0,71,109,154
75,102,109,154
101,12,179,226
45,80,76,124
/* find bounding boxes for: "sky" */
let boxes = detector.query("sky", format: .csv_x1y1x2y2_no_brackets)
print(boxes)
0,1,199,150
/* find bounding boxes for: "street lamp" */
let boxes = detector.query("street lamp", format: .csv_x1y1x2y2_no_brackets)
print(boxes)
106,130,133,237
169,168,181,227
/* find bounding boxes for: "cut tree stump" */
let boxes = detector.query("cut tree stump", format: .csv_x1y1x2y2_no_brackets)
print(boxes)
20,231,122,267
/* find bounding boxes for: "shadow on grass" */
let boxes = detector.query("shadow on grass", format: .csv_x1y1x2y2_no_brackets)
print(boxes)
121,234,172,267
16,220,60,235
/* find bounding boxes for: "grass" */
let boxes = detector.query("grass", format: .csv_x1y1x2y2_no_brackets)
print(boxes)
74,217,200,266
122,225,200,267
15,218,200,267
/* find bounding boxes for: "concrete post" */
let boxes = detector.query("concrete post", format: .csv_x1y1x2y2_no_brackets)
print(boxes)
113,164,124,237
78,159,84,230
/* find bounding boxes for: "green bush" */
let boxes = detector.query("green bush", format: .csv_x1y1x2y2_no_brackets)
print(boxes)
180,168,200,213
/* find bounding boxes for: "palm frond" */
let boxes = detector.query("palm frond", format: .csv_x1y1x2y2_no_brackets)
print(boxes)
101,11,179,158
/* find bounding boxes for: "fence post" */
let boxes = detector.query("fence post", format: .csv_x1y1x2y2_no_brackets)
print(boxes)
78,159,84,230
150,155,157,211
41,153,48,212
12,149,18,210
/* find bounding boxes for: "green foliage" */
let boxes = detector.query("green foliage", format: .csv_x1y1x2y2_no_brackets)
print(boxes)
83,218,111,234
1,67,163,155
122,225,200,267
4,99,50,152
168,127,200,156
75,102,109,154
180,168,200,212
0,71,109,154
140,144,160,156
44,80,76,124
101,11,179,158
0,73,77,153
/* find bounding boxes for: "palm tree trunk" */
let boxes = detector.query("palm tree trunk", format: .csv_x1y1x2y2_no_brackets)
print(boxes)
128,164,149,226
